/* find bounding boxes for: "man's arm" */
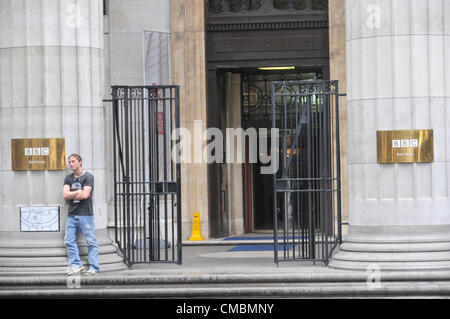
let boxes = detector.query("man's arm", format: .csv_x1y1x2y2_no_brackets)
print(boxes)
63,184,82,200
73,186,92,201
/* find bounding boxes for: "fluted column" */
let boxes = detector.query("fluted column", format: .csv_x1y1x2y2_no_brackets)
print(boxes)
0,0,125,274
330,0,450,270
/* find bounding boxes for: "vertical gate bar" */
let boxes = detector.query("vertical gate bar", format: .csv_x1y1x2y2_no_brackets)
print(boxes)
163,88,169,262
135,95,139,262
135,94,138,262
290,89,296,260
152,89,157,261
335,83,342,244
307,84,314,260
124,87,131,265
316,85,321,261
112,94,118,247
297,90,302,259
132,94,136,262
170,89,175,262
145,88,149,262
138,95,142,262
150,89,155,261
313,86,318,261
121,97,126,262
148,88,154,261
119,93,125,262
139,94,143,262
318,85,323,261
175,87,182,265
130,88,135,264
141,93,147,262
139,94,144,262
313,86,316,261
304,93,308,259
155,90,161,261
295,88,300,260
283,89,289,260
322,82,329,263
272,82,278,264
329,88,336,248
130,93,135,263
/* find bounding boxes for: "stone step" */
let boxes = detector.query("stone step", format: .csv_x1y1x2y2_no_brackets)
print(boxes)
340,242,450,253
3,270,450,285
2,271,450,297
0,229,116,248
0,229,128,275
333,251,450,263
0,253,124,267
2,281,450,298
0,245,119,257
0,262,127,275
329,260,450,271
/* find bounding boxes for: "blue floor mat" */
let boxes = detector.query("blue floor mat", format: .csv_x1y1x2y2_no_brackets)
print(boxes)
227,244,293,252
223,236,303,241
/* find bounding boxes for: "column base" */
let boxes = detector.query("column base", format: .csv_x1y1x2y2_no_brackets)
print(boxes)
329,225,450,271
0,229,127,275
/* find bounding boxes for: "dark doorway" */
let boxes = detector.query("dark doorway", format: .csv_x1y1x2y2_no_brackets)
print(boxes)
241,69,325,231
252,146,274,230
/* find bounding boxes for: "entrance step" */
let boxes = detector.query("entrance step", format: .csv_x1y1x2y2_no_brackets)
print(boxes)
0,230,127,275
2,271,450,298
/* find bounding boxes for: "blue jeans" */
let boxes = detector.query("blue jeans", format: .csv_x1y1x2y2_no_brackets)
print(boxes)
64,215,99,272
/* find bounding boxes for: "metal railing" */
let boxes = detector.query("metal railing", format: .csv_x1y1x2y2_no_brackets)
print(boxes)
272,80,342,265
112,85,181,266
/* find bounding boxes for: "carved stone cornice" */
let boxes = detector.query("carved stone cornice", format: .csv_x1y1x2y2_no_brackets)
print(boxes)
206,20,328,32
205,0,328,32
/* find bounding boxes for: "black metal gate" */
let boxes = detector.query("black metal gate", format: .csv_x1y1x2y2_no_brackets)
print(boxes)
112,85,181,266
273,80,342,265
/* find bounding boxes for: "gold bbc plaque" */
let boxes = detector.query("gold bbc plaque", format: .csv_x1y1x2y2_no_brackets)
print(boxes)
11,138,66,171
377,130,433,164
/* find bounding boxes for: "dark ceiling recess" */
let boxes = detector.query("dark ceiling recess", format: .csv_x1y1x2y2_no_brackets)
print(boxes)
205,0,330,70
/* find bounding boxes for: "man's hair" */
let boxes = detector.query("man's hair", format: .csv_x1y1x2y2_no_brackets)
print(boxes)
68,153,82,163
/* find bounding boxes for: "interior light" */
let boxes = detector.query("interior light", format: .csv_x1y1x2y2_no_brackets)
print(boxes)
257,66,296,71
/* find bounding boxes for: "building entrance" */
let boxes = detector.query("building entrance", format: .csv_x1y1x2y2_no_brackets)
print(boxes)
272,80,342,264
241,68,323,231
205,0,330,238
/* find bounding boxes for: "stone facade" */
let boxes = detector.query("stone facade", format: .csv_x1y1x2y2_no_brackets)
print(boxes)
2,0,449,273
329,0,450,270
0,0,125,273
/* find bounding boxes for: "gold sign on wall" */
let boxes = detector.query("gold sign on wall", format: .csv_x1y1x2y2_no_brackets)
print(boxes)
11,138,66,171
377,130,433,164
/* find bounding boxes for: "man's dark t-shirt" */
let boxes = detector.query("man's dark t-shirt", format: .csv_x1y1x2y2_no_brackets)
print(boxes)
64,172,94,216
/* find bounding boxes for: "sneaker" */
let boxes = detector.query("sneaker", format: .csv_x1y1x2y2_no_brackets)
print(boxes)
83,269,98,276
67,265,84,276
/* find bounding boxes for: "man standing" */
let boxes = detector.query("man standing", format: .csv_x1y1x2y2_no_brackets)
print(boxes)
63,154,99,275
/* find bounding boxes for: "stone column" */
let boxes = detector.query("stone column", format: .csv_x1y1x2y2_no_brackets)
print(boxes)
330,0,450,270
0,0,125,274
171,0,210,239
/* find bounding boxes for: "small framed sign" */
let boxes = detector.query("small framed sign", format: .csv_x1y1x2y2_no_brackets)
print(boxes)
377,130,434,164
20,206,60,232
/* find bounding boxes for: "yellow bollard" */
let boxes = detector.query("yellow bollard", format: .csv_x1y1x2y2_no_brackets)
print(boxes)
189,212,204,241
